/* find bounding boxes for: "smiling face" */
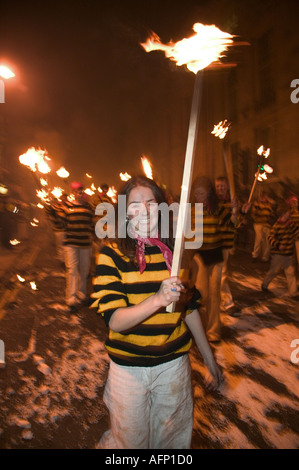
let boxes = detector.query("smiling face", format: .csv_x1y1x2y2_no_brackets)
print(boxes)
215,180,228,201
127,185,159,237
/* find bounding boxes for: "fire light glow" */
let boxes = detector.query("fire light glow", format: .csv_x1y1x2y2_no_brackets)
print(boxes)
141,23,234,74
56,167,70,178
120,172,132,182
141,156,153,180
211,120,231,139
19,147,51,174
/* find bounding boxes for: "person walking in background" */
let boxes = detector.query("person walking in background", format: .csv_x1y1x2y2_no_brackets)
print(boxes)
215,176,239,316
44,194,68,266
57,182,93,313
286,193,299,271
189,176,235,343
91,175,223,449
262,203,299,297
250,190,276,262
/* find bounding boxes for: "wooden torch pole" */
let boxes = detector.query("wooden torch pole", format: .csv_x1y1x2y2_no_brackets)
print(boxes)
167,71,203,313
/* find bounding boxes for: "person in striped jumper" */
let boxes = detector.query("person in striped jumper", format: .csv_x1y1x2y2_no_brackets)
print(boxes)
91,175,223,449
251,191,275,262
189,176,235,343
215,176,239,316
44,194,67,265
286,194,299,271
262,203,299,296
57,182,94,312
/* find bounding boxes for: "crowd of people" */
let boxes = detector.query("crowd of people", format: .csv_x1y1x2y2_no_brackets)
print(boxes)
33,174,299,449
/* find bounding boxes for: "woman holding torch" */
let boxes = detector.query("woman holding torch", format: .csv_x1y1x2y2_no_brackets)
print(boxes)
90,175,223,449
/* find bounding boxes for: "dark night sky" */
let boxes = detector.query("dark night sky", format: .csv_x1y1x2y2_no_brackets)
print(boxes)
0,0,255,192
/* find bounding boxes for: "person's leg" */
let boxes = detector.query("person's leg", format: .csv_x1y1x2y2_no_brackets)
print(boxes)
262,226,271,261
78,247,92,301
220,248,234,310
64,246,79,306
262,255,282,289
206,262,223,341
252,223,263,259
97,361,151,449
149,355,193,449
283,256,298,296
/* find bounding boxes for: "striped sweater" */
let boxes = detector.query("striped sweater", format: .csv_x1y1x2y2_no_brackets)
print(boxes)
90,243,194,367
268,219,299,256
58,201,93,247
251,200,274,227
44,201,65,232
218,201,236,249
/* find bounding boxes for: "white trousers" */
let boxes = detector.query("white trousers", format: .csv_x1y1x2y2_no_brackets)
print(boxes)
98,355,193,449
64,246,92,306
54,231,65,263
190,254,223,342
252,223,271,260
263,254,298,296
220,248,234,310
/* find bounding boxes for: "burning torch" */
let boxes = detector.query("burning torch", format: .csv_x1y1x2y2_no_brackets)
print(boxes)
141,22,240,311
211,120,235,200
248,146,273,203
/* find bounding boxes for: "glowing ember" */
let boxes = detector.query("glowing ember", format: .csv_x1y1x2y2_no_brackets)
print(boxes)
0,184,8,195
37,203,44,209
86,173,92,178
120,172,132,181
141,23,234,74
91,183,96,191
141,156,153,179
56,167,70,178
51,187,64,199
16,274,25,282
211,120,231,139
40,178,48,187
30,281,37,291
30,218,39,227
19,147,51,174
9,239,21,245
264,164,273,174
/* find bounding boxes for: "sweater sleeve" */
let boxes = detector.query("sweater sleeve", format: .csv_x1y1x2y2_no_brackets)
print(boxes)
90,246,128,326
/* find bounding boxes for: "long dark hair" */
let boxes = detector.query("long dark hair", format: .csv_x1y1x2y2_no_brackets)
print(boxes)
113,175,174,262
190,175,218,214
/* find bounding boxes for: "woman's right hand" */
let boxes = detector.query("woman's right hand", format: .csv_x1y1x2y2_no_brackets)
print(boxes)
154,276,185,308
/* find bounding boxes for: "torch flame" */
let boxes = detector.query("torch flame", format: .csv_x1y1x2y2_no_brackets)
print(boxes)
107,186,117,203
10,239,21,245
120,172,132,182
51,187,64,199
40,178,48,187
30,218,39,227
141,156,153,179
257,145,270,158
17,274,25,282
56,167,70,178
211,120,231,139
36,189,49,202
19,147,51,174
30,281,37,291
86,173,92,178
84,188,95,196
141,23,234,74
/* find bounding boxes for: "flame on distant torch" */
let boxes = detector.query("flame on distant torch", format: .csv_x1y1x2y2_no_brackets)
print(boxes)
141,23,234,74
36,189,49,202
84,188,95,196
141,156,153,179
120,172,132,182
56,167,70,178
30,281,37,291
107,186,117,203
17,274,25,282
30,218,39,227
40,178,48,187
10,239,21,245
86,173,92,179
51,187,64,199
211,120,231,139
19,147,51,174
257,145,270,158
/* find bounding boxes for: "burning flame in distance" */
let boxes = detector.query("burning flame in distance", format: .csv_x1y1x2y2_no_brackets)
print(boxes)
56,167,70,178
211,120,231,139
141,23,234,74
120,172,132,182
141,156,153,180
19,147,51,174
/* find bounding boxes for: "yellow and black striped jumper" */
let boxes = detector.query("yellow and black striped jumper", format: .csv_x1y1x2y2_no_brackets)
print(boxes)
91,242,197,367
262,216,299,295
59,201,94,248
